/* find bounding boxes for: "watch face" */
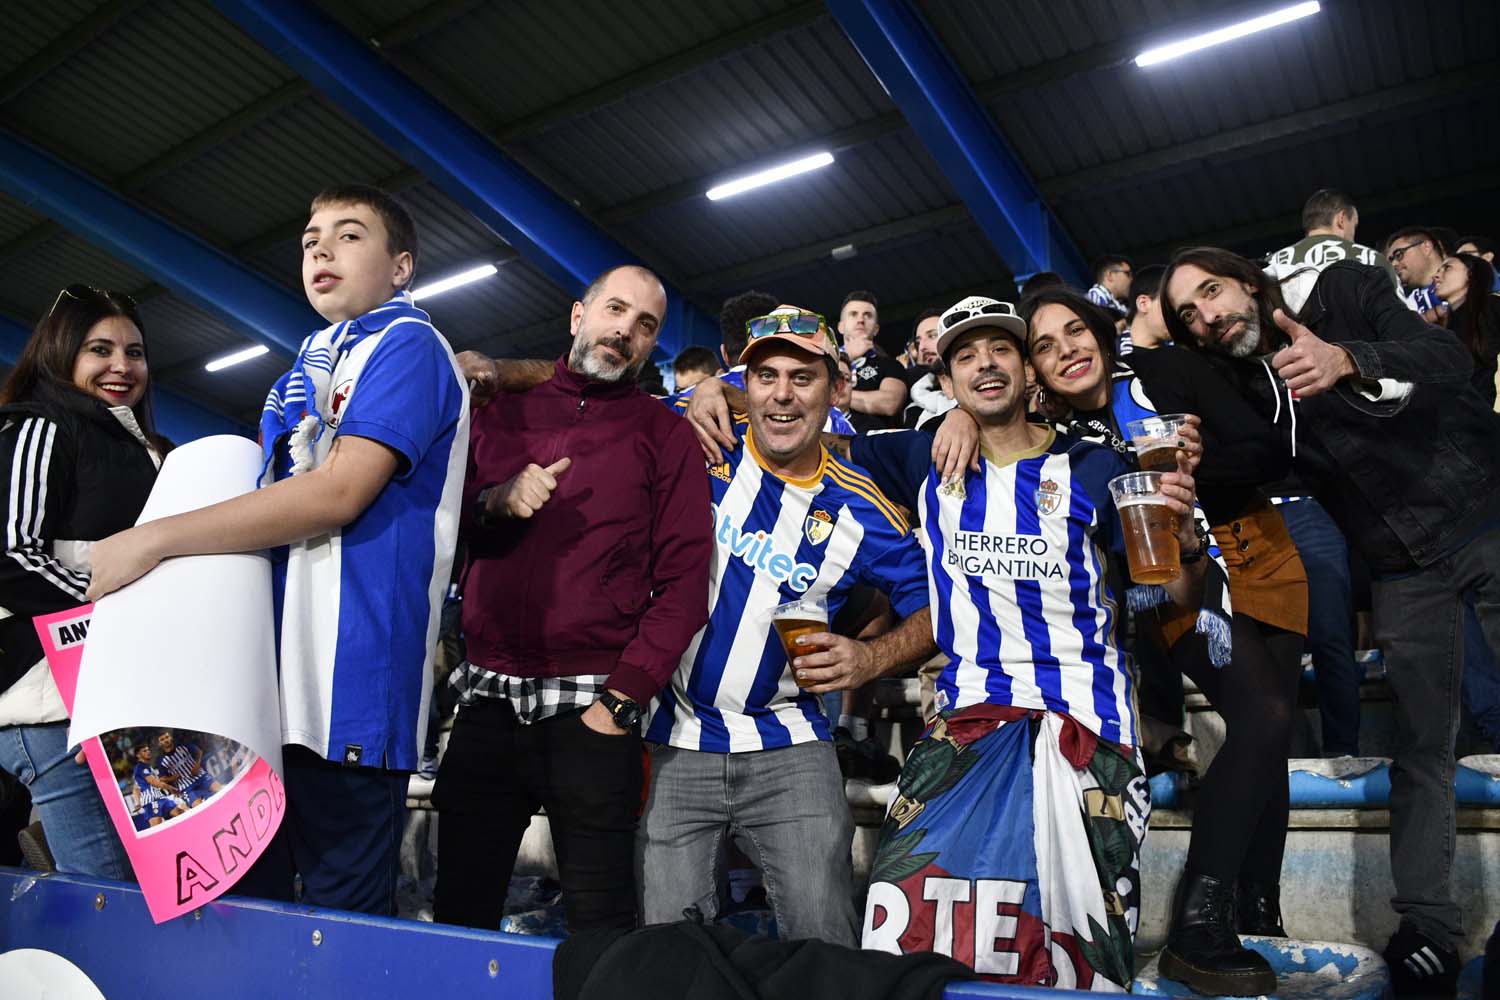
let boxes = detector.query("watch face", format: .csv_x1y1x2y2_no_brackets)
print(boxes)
617,703,642,730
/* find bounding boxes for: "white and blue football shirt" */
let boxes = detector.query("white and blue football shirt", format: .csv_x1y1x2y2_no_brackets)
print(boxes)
132,761,170,807
644,425,928,753
270,299,469,771
852,429,1141,747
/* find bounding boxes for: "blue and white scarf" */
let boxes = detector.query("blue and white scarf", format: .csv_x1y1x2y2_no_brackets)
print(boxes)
258,292,429,485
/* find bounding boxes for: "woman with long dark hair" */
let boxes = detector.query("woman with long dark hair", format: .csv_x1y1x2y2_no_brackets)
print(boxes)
0,284,165,878
1018,286,1307,997
1434,253,1500,408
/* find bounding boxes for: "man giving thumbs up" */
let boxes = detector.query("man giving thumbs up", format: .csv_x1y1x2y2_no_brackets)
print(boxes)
434,265,712,936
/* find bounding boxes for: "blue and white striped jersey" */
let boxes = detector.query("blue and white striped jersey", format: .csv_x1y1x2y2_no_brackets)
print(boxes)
644,426,928,753
268,296,470,771
158,742,202,785
132,762,171,806
852,429,1141,747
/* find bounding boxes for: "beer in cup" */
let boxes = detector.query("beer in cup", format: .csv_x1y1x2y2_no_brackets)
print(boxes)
771,596,829,688
1125,413,1191,473
1108,471,1180,585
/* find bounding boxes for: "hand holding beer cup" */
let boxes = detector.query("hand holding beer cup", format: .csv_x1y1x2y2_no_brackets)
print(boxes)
773,595,880,692
772,597,831,688
1109,453,1197,585
1125,413,1202,477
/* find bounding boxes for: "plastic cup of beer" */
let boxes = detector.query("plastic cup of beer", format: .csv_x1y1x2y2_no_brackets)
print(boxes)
1108,471,1181,585
771,597,829,688
1125,413,1191,473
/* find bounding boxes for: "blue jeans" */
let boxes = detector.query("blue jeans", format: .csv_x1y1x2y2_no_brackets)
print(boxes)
639,740,857,945
0,721,132,879
1461,595,1500,749
1278,499,1361,755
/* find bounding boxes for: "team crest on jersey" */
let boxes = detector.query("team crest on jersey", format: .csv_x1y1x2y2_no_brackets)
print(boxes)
327,378,354,428
938,477,967,500
709,462,733,483
1034,478,1063,516
804,508,834,545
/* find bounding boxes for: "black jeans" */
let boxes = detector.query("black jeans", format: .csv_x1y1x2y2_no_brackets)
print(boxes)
433,697,643,932
1172,613,1304,885
1375,523,1500,948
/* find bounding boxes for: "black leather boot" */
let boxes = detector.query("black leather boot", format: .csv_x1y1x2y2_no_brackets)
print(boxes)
1236,880,1287,937
1159,871,1277,996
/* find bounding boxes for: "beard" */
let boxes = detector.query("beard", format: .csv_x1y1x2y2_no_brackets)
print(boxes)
569,326,639,382
1208,312,1262,358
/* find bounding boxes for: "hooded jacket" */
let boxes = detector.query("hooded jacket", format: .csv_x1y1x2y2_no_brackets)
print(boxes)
1191,261,1500,575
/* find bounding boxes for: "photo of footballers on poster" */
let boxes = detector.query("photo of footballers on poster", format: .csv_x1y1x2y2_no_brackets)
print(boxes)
105,727,255,833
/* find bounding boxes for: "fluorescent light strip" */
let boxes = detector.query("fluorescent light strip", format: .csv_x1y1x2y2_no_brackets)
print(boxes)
1135,1,1320,67
204,344,270,373
411,262,499,301
706,151,835,201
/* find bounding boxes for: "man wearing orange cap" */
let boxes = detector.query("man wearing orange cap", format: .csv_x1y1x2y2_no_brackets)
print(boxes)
637,306,935,945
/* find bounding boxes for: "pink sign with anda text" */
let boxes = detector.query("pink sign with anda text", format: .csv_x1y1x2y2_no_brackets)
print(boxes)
36,605,286,923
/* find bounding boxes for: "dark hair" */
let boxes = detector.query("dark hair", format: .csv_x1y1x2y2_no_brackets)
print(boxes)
1158,246,1294,350
1017,287,1119,402
1385,226,1444,256
672,345,718,377
309,184,420,286
1301,188,1357,234
840,290,878,312
1091,255,1131,283
1458,235,1497,258
1126,265,1167,323
581,265,664,308
1445,254,1499,364
134,744,153,756
1019,271,1067,297
0,285,159,439
719,290,779,361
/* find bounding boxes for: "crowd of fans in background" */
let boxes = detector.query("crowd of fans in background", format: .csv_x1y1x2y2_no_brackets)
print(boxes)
2,181,1497,999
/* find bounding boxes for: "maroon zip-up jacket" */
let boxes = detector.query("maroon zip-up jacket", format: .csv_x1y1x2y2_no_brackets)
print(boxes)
459,358,711,706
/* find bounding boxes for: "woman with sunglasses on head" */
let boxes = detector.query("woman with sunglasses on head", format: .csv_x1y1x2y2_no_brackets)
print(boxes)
0,285,167,879
1433,253,1500,410
1011,287,1307,996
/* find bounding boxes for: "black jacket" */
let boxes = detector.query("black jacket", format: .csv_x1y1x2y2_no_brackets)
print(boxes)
554,921,974,1000
1189,261,1500,575
0,382,160,693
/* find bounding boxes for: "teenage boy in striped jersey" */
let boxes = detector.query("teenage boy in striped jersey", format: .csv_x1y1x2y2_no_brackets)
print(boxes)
639,306,933,946
687,297,1205,989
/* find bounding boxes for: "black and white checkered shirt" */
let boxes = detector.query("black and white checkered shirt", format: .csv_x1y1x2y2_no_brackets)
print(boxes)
450,660,609,725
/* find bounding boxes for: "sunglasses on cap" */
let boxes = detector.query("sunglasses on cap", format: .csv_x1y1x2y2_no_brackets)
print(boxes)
745,310,839,354
940,300,1018,330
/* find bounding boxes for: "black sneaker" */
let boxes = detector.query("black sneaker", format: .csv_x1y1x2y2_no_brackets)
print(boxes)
17,821,55,873
1383,922,1459,997
833,727,901,783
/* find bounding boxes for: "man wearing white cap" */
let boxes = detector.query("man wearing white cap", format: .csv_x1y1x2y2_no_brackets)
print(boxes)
689,295,1206,989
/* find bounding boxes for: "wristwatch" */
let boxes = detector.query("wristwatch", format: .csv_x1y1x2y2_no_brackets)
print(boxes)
598,691,642,732
1180,519,1211,565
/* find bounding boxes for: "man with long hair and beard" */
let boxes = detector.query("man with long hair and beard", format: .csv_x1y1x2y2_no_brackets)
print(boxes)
1159,247,1500,996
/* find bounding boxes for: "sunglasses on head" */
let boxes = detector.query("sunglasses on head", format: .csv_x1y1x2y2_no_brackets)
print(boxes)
45,283,137,320
941,301,1017,331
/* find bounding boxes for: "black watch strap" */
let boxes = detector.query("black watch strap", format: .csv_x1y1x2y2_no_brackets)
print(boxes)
598,691,642,731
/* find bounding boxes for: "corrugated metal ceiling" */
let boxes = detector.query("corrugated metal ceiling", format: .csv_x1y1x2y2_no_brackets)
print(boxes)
0,0,1494,429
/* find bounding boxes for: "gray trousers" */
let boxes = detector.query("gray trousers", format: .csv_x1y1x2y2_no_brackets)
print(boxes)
1374,522,1500,948
638,740,858,946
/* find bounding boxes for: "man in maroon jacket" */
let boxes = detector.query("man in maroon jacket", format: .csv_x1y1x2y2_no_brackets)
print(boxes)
433,265,712,932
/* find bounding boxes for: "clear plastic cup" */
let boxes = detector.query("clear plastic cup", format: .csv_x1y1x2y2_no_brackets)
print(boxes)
1108,471,1180,585
770,596,829,688
1125,413,1191,472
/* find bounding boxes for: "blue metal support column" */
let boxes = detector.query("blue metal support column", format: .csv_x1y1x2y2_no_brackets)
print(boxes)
826,0,1089,285
0,316,252,444
0,129,315,356
213,0,716,357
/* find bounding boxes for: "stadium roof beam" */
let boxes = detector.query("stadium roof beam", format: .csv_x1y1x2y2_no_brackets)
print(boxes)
213,0,717,354
0,0,148,106
826,0,1087,283
0,126,315,356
